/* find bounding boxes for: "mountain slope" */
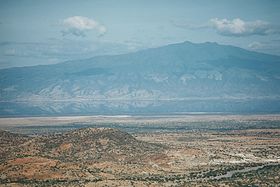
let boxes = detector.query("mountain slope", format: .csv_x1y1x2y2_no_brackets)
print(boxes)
0,41,280,115
1,41,280,101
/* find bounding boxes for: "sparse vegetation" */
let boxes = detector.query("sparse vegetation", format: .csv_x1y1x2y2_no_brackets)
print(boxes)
1,116,280,186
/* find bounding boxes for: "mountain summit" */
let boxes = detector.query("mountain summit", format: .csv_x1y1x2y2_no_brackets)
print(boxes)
1,41,280,114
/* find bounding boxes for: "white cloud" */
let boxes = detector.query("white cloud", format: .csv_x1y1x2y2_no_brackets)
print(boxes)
210,18,276,37
62,16,107,37
172,18,279,37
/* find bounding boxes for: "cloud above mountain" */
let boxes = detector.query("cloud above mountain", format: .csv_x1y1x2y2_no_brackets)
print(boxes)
61,16,107,37
210,18,277,37
173,18,279,38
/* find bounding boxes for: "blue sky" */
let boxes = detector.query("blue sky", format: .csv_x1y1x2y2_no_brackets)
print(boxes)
0,0,280,68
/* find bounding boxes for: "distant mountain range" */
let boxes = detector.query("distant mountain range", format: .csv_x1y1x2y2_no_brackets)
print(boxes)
1,41,280,115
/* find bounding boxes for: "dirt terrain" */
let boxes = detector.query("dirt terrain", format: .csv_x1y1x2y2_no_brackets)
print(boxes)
0,115,280,186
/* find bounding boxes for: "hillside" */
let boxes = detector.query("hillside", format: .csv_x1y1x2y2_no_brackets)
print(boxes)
0,130,31,161
0,128,165,184
15,127,163,162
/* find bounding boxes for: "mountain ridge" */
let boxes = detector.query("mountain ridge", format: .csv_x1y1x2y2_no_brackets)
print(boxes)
2,41,280,71
1,41,280,114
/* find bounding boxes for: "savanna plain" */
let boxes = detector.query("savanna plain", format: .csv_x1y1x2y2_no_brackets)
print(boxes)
0,115,279,186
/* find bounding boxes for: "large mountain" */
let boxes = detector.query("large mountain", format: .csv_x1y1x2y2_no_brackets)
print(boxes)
1,41,280,115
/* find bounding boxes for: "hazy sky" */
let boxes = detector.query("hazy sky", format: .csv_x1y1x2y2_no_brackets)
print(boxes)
0,0,280,68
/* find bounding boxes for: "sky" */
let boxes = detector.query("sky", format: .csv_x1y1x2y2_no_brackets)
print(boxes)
0,0,280,68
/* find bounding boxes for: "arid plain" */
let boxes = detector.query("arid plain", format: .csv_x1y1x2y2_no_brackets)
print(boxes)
0,115,280,186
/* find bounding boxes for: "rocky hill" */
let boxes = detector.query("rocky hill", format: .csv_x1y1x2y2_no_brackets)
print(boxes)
0,128,165,185
15,127,163,163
